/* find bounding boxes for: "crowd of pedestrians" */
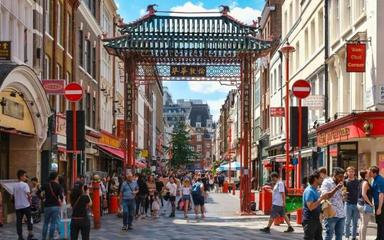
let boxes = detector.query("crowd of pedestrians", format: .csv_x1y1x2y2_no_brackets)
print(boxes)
4,166,384,239
259,166,384,240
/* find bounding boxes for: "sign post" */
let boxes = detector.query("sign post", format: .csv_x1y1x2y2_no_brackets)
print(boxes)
292,80,311,189
64,83,83,185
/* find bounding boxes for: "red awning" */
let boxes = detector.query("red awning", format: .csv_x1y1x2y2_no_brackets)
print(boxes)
96,144,124,159
96,144,147,168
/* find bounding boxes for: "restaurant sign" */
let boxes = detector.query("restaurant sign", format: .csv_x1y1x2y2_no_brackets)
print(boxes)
99,131,121,148
0,41,11,60
270,107,285,117
317,118,384,147
42,80,65,95
346,43,366,72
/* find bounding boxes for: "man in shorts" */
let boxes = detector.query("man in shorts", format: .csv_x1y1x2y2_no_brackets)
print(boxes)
191,177,205,219
260,172,294,233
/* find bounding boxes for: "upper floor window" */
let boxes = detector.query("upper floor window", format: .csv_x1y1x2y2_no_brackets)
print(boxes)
84,0,96,18
79,30,84,66
45,0,52,35
84,39,91,73
57,2,63,45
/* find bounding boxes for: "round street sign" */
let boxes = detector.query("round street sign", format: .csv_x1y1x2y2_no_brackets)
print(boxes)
292,80,311,99
64,83,83,102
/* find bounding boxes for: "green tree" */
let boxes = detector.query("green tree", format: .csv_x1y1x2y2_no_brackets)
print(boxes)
166,123,197,169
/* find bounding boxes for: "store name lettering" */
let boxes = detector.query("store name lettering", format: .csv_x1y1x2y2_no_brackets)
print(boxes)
318,127,350,146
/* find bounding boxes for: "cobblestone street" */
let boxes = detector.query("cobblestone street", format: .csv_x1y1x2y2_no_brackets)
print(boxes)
1,192,379,240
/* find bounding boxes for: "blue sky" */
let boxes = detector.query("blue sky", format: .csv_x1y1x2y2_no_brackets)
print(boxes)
115,0,264,120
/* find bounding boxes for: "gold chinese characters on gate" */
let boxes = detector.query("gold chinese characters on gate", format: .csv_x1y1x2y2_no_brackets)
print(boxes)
170,65,206,77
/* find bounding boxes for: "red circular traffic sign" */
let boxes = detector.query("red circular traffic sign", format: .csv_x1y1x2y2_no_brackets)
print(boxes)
292,80,311,99
64,83,83,102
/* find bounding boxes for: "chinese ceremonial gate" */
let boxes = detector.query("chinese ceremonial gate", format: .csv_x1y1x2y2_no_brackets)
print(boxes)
103,5,271,213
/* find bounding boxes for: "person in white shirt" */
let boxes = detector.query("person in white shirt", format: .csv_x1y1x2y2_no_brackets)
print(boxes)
166,177,178,218
14,169,36,240
260,172,294,233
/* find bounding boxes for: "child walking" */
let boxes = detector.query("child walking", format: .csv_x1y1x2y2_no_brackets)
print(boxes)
152,192,161,218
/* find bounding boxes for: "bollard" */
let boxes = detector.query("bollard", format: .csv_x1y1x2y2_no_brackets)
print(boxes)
296,208,303,224
232,183,236,195
92,179,101,229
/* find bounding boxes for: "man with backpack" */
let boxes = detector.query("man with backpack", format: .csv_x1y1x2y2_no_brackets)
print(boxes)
191,176,205,219
38,171,64,240
260,172,294,233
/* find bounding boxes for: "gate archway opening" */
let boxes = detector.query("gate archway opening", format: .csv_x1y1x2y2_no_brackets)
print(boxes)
103,5,271,214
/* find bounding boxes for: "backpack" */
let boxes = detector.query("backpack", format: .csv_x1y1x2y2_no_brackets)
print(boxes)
191,182,201,195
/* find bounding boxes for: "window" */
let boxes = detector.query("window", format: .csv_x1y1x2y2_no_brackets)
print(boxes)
86,93,91,126
57,2,62,45
92,46,96,78
318,10,324,46
66,13,72,53
310,20,315,53
253,117,260,142
196,145,202,152
79,30,83,66
24,28,28,63
45,0,51,35
295,42,300,71
355,0,366,19
84,39,91,73
333,0,340,40
343,0,351,30
284,11,288,36
254,77,260,106
84,0,96,18
289,3,293,29
44,55,50,79
274,69,277,93
196,134,202,142
304,28,309,60
92,96,96,128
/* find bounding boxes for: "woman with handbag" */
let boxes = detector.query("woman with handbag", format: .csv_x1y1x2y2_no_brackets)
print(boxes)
357,169,374,240
70,181,92,240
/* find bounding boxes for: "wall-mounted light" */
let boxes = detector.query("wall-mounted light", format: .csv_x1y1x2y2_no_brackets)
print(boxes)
0,98,6,106
363,120,373,136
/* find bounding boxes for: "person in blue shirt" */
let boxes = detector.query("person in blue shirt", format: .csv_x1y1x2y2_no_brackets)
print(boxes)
302,170,337,240
120,173,139,231
369,166,384,240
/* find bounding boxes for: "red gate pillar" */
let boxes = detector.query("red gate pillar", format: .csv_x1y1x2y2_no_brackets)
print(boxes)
124,58,136,175
240,55,253,214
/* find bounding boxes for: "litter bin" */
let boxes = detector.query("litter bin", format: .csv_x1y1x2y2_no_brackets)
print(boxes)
261,185,272,215
109,195,119,214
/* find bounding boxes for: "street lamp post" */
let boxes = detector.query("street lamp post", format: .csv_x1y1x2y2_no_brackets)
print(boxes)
280,43,295,189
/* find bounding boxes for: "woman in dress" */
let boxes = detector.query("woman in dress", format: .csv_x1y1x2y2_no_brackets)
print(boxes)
181,179,192,218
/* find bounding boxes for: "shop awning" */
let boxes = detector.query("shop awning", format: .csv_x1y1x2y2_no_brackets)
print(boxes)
96,144,124,159
96,144,147,168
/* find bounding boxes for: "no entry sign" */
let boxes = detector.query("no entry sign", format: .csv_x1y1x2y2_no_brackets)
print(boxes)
292,80,311,99
64,83,83,102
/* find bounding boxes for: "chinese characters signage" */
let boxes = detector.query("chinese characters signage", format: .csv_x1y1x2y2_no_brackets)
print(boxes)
170,65,206,77
126,82,133,123
0,41,11,60
55,114,66,136
270,107,285,117
117,119,125,138
1,97,24,120
346,43,366,72
100,132,121,148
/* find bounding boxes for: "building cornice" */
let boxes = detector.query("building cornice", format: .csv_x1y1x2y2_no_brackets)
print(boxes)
78,2,103,36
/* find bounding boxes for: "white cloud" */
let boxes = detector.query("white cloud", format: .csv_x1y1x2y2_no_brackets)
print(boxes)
207,98,225,122
169,1,261,25
187,81,236,94
139,8,146,16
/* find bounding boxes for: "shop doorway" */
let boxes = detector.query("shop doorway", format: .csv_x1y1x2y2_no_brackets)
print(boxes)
331,142,358,171
0,132,9,179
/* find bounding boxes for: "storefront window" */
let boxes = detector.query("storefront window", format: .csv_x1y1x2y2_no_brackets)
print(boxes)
338,142,358,170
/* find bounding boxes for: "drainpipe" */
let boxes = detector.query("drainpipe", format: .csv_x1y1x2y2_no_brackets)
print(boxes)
324,0,330,171
278,50,283,133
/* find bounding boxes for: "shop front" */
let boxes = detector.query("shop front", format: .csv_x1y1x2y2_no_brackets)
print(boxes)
96,131,123,176
0,63,51,222
317,112,384,175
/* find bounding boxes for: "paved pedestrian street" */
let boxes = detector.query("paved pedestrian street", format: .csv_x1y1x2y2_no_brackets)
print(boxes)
0,193,378,240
